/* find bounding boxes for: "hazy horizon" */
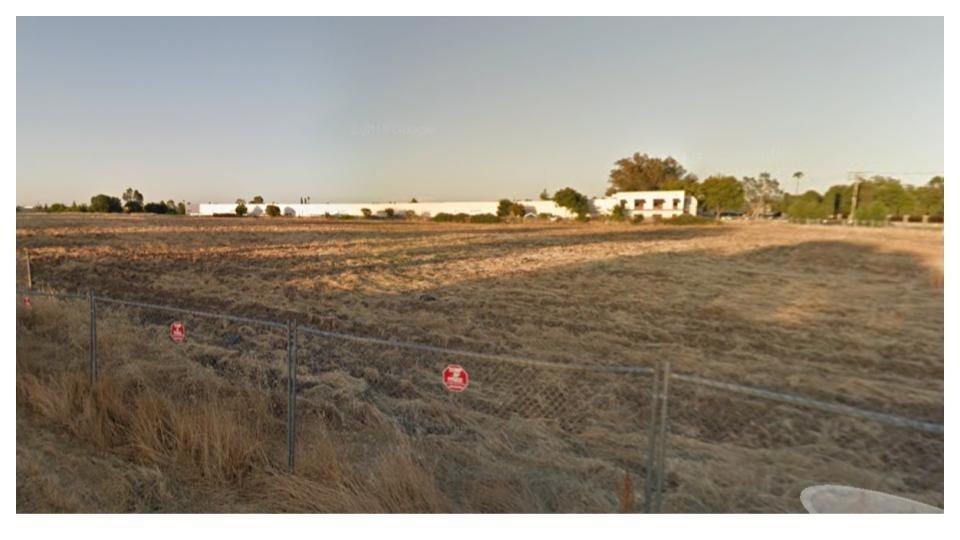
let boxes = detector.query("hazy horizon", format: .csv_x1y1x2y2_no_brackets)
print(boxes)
17,17,943,206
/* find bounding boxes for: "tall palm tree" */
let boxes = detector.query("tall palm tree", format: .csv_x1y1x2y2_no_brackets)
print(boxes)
792,171,804,195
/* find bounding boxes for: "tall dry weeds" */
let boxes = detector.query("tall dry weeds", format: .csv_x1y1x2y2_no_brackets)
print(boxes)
17,299,452,512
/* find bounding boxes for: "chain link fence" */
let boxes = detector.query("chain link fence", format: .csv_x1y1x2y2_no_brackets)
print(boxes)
15,287,943,512
296,327,662,512
661,374,943,512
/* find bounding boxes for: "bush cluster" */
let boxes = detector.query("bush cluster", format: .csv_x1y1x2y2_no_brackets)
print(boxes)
609,204,628,222
468,213,500,224
432,212,473,223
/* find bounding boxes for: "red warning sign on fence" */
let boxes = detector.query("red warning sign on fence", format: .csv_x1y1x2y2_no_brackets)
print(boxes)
169,321,186,343
442,364,469,392
23,296,32,309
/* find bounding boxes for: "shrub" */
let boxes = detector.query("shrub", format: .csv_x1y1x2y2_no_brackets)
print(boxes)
661,214,713,225
265,205,281,217
433,212,473,223
384,208,395,218
497,199,513,218
609,203,628,222
537,213,555,220
510,202,526,218
235,202,248,216
469,213,500,224
144,202,168,214
90,194,122,213
553,187,590,219
631,214,644,224
361,208,373,218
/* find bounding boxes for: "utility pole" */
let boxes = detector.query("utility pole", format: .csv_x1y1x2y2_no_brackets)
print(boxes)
847,171,865,224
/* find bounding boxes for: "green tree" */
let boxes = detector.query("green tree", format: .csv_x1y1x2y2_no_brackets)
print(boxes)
497,199,514,217
539,189,551,201
914,176,944,217
177,201,187,215
699,175,744,219
90,194,122,213
870,177,912,217
361,208,373,218
820,185,851,217
787,195,829,219
410,197,418,203
235,202,248,216
265,204,281,217
123,200,143,213
553,187,590,219
144,202,169,214
661,174,700,194
856,200,889,221
606,153,693,195
122,188,144,205
251,196,264,204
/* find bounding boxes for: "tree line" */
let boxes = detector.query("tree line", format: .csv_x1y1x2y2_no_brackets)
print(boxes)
593,152,944,220
27,188,188,215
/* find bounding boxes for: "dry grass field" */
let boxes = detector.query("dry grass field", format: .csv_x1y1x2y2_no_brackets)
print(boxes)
15,214,943,512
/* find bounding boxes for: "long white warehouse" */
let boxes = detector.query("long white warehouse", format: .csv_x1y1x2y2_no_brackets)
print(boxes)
197,190,697,220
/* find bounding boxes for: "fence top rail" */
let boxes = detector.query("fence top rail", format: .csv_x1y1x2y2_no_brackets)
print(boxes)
671,373,944,435
93,296,289,330
16,288,86,300
17,287,943,434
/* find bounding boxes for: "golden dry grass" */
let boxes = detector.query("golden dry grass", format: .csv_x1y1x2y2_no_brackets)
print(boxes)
16,214,943,512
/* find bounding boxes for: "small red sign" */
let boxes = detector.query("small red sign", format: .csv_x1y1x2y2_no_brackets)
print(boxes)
23,296,32,309
442,364,469,392
169,321,186,343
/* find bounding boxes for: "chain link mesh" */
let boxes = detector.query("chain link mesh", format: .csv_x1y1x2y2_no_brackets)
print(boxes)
296,330,657,512
662,378,943,512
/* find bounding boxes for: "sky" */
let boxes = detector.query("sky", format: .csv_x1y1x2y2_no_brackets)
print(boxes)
16,17,943,206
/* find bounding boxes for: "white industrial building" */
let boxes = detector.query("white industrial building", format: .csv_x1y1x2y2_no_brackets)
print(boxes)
197,190,697,220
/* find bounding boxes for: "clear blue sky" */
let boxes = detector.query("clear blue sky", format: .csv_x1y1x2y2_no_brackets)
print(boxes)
17,17,943,206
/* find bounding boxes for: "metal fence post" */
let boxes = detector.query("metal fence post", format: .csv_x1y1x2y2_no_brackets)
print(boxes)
286,319,298,473
25,248,32,289
89,290,98,385
654,360,671,513
643,365,661,513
